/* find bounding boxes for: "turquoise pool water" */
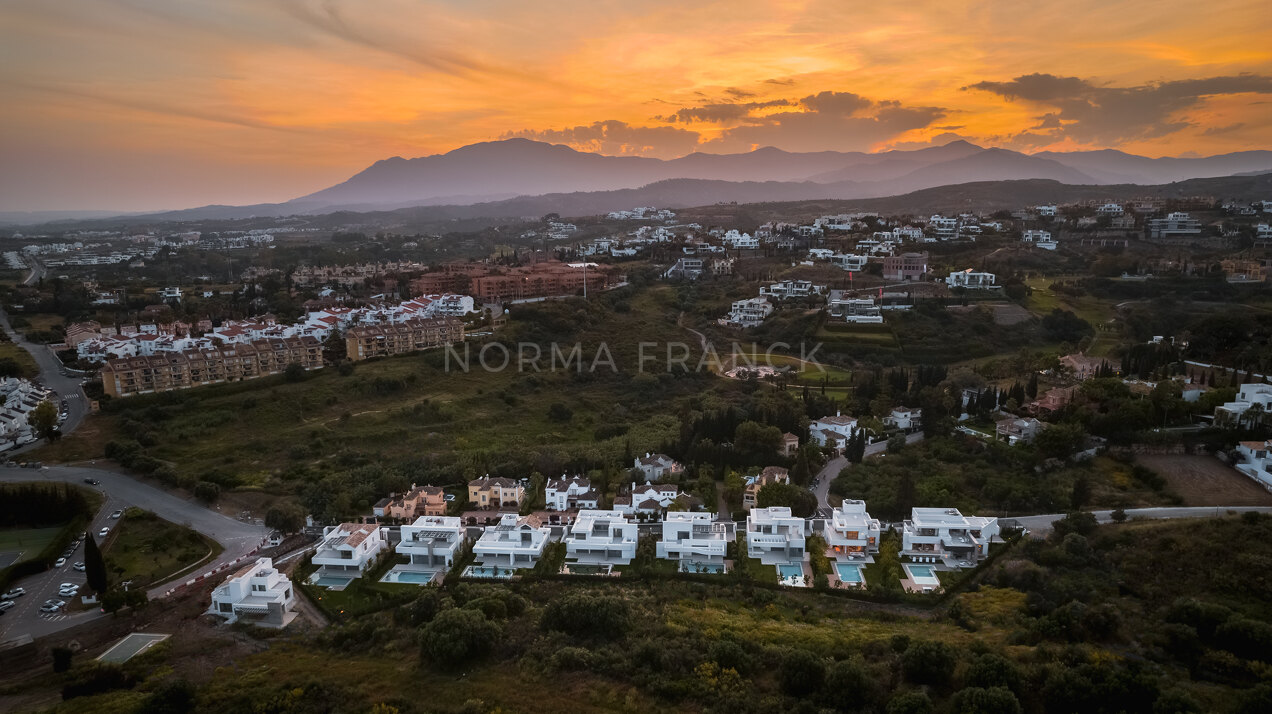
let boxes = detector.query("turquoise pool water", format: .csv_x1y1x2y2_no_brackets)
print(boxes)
905,564,940,585
835,563,863,583
777,563,804,579
681,562,725,574
383,570,439,584
313,575,353,588
464,565,514,579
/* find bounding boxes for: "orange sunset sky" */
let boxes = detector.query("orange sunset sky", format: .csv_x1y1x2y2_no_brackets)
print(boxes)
1,0,1270,212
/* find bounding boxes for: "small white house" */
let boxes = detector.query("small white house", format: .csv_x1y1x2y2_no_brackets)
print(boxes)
900,507,999,567
946,269,997,289
565,509,639,566
1235,440,1272,491
883,406,922,431
545,476,600,511
613,481,685,517
472,513,551,569
656,512,735,573
809,413,859,450
634,453,684,480
207,557,296,628
311,523,387,581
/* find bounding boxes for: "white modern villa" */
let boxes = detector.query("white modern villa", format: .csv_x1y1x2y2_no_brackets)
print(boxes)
564,509,639,568
385,515,467,585
656,511,736,573
208,557,297,628
746,506,808,585
311,523,387,586
945,269,997,289
471,513,551,571
1216,383,1272,428
900,507,1000,567
825,500,881,561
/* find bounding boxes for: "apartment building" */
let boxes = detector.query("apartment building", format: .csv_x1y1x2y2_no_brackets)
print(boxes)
1147,212,1203,242
564,509,639,566
746,506,807,566
207,557,296,628
656,512,735,573
472,513,551,569
468,263,611,302
100,336,322,398
311,523,387,581
900,507,999,567
344,317,464,362
468,477,525,510
882,252,928,281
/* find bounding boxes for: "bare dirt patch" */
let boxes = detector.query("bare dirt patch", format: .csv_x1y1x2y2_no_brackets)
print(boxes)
1136,454,1272,507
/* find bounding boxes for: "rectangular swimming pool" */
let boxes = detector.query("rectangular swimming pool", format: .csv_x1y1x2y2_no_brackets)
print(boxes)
777,563,804,579
835,562,863,584
463,565,514,580
381,569,440,584
312,575,354,588
905,564,941,586
681,561,725,574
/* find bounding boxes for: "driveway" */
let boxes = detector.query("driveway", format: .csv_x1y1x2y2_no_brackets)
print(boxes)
0,465,268,641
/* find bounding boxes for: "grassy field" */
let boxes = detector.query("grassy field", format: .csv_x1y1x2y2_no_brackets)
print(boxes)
0,526,62,561
0,340,39,379
1135,454,1272,507
102,508,221,588
1025,277,1121,357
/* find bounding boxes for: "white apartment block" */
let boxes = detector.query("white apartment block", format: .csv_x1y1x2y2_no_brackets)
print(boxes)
311,523,387,580
656,512,736,572
901,508,1000,567
473,513,551,569
825,500,881,561
1096,203,1124,216
545,476,600,511
946,269,997,289
1022,230,1051,243
746,506,807,566
207,557,296,628
565,509,639,566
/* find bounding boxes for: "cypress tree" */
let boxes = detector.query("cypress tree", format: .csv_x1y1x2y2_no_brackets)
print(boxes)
84,534,108,594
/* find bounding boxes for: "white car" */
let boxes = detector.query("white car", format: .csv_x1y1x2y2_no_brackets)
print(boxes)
110,510,123,519
73,562,85,572
59,582,77,590
98,528,110,537
54,557,66,568
1,588,24,599
0,601,14,611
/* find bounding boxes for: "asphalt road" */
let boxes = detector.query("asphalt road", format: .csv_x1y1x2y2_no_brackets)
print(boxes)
0,301,91,450
1008,506,1272,535
0,465,268,641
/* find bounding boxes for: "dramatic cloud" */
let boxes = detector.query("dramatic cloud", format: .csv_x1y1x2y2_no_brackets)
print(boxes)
659,99,790,124
799,91,872,115
503,120,701,159
966,73,1272,144
703,97,947,153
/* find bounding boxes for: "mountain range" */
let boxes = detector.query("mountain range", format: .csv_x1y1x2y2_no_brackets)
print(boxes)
5,139,1272,226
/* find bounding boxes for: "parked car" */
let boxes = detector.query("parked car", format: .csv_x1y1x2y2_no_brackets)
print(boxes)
0,601,14,611
1,588,26,599
98,527,109,537
39,604,60,613
54,557,66,567
73,562,85,571
110,510,123,519
83,478,99,485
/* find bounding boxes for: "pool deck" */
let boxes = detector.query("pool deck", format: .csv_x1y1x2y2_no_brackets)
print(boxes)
828,561,867,590
900,564,945,594
775,560,812,588
381,565,443,585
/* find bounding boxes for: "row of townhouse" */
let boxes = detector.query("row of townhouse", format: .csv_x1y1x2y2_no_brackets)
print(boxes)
343,317,465,362
99,336,322,398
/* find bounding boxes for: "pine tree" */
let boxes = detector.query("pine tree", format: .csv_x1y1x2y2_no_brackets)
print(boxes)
84,534,108,594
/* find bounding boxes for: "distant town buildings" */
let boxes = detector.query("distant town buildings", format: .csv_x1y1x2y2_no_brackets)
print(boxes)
100,336,322,398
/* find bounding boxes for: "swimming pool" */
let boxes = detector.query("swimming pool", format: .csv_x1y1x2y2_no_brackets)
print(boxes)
904,564,941,586
835,562,863,584
311,575,354,588
463,565,514,580
681,561,725,574
777,563,804,579
381,569,440,584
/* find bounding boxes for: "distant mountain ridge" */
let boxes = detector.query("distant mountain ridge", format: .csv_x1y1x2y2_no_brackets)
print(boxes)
291,138,1272,211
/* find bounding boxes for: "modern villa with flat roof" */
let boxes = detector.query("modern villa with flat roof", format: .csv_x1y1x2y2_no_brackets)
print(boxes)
900,507,999,568
656,511,735,573
385,515,466,585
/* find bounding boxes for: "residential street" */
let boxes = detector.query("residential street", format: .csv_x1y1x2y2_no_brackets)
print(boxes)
1007,506,1272,535
0,465,268,641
